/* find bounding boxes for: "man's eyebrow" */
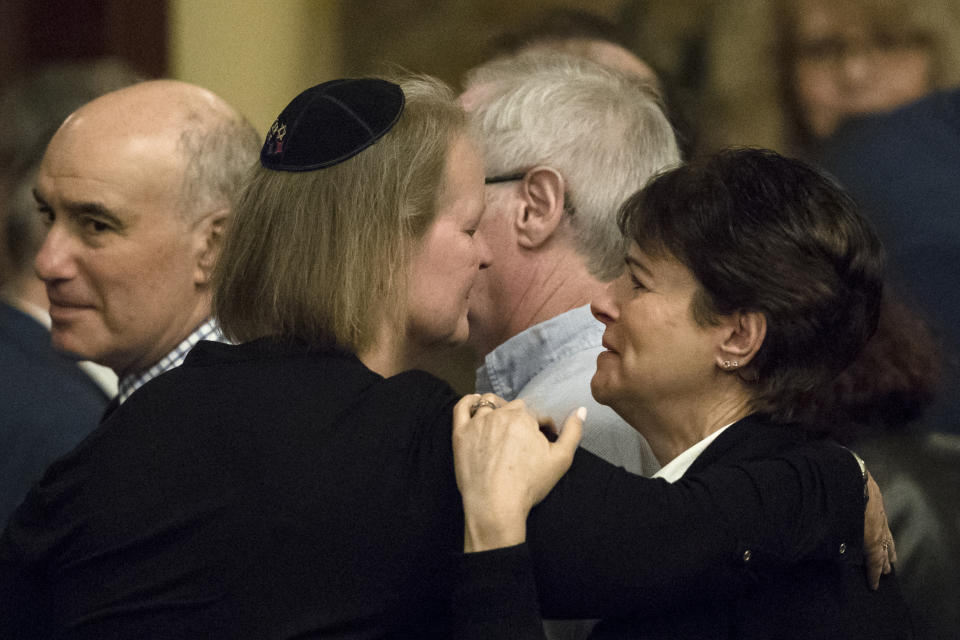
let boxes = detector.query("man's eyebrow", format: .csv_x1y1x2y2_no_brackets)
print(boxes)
32,190,125,228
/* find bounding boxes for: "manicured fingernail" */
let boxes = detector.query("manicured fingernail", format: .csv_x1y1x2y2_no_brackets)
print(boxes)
576,407,587,421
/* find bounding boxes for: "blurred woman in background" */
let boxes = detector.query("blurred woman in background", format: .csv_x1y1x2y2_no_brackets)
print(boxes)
678,0,960,157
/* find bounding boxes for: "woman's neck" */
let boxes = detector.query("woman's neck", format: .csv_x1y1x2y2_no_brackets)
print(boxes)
357,320,428,378
619,385,755,466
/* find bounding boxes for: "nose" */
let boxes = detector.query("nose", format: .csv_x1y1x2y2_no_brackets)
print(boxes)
34,224,77,283
591,276,621,325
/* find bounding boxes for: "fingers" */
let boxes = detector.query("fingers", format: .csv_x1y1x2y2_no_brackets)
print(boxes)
865,537,886,590
881,510,896,575
862,471,896,590
454,393,505,428
453,394,477,427
453,396,569,552
471,393,503,416
555,407,586,459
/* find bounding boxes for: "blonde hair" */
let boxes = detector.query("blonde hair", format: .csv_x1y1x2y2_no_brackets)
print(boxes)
698,0,960,155
213,74,464,353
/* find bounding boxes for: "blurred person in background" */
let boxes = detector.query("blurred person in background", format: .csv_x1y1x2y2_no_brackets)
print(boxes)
819,88,960,438
487,8,660,90
620,0,960,158
696,0,960,157
0,59,139,525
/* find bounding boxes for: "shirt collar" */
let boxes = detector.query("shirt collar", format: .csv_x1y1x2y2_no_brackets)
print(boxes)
652,422,736,483
476,305,602,399
117,318,228,404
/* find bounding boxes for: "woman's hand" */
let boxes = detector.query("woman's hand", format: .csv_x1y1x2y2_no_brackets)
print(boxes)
863,471,897,590
452,393,584,553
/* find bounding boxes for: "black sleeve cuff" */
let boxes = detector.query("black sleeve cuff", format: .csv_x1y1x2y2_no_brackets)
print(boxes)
445,543,546,640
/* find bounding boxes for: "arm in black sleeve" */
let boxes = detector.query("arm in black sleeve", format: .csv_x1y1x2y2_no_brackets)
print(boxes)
446,544,546,640
0,493,47,638
531,439,863,618
448,438,862,634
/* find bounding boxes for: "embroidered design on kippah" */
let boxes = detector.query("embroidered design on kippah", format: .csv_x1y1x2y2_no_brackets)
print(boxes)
265,120,287,156
259,78,405,172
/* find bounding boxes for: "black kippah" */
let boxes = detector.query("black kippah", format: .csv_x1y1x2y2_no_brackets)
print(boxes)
260,78,405,172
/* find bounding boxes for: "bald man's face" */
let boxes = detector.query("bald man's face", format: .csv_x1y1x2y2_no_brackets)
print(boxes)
33,109,209,377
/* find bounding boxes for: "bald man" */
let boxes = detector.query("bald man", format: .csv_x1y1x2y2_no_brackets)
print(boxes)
32,80,260,411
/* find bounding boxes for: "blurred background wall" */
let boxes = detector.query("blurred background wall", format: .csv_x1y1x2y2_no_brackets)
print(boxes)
4,0,958,399
0,0,625,135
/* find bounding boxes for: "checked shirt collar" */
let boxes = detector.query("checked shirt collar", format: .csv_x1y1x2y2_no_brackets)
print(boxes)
116,318,228,405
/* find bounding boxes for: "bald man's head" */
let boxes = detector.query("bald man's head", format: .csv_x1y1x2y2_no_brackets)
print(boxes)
32,80,259,376
59,80,260,221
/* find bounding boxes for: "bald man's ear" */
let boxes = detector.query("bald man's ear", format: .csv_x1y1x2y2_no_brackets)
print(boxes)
517,167,567,250
193,208,228,286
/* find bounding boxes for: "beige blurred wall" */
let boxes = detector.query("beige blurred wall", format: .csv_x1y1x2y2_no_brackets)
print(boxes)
168,0,343,135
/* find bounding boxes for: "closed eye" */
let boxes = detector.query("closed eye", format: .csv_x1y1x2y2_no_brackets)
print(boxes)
81,216,114,234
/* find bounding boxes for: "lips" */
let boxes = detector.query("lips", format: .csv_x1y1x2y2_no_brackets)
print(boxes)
47,295,93,310
46,291,95,321
601,336,617,354
48,299,89,309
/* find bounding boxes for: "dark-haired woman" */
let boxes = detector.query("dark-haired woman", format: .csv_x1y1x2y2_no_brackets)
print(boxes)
454,148,912,639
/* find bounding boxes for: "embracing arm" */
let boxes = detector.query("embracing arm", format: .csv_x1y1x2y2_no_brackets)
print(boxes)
526,442,888,618
447,395,893,638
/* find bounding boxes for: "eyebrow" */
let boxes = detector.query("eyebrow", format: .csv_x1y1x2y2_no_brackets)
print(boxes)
33,189,125,229
625,254,653,277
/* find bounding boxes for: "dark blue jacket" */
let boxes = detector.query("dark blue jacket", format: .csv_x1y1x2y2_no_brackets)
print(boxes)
0,301,108,526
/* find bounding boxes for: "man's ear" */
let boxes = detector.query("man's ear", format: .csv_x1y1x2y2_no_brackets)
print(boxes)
516,166,566,249
193,208,228,286
714,310,766,371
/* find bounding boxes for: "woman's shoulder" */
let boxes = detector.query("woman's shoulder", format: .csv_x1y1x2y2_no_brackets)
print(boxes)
379,368,461,409
696,414,834,468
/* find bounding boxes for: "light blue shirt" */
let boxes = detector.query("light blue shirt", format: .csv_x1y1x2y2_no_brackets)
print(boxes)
476,305,658,476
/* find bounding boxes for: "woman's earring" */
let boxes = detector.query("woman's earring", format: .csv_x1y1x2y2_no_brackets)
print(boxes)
721,360,739,370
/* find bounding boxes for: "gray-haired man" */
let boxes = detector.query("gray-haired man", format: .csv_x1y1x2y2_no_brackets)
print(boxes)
463,52,680,476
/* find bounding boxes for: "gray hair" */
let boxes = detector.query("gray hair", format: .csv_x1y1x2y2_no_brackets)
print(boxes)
464,51,680,279
177,108,261,221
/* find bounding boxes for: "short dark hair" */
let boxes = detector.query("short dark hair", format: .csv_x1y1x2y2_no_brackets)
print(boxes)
618,147,884,422
797,295,942,442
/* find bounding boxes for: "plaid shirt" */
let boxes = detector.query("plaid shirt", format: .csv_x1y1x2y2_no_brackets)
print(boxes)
116,318,228,405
